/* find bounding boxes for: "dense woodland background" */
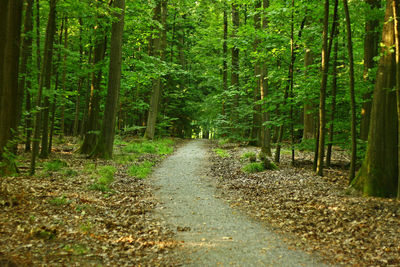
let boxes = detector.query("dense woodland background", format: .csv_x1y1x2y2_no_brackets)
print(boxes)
1,0,400,198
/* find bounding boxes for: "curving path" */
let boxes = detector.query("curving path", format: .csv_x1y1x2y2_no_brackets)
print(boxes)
152,140,330,266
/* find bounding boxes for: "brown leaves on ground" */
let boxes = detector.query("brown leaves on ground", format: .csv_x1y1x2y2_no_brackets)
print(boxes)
0,137,179,266
209,143,400,266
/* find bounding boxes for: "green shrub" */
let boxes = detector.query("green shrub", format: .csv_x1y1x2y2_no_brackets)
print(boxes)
214,148,230,158
242,162,265,173
128,161,154,179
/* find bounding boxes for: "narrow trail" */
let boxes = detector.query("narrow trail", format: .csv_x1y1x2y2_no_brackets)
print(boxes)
152,140,329,266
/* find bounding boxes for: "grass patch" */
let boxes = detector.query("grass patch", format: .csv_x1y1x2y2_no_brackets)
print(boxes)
89,165,116,192
242,162,265,173
114,153,137,164
49,196,69,206
128,161,154,179
44,159,68,173
214,148,230,158
63,244,90,255
123,139,174,155
240,151,256,160
62,168,78,177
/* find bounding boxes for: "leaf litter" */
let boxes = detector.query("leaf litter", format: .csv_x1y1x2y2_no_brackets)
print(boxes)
209,142,400,266
0,137,180,266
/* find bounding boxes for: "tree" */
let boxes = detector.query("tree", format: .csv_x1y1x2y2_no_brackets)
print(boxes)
144,0,168,140
360,0,381,141
342,0,357,181
351,0,398,197
30,0,57,174
91,0,125,159
0,0,24,174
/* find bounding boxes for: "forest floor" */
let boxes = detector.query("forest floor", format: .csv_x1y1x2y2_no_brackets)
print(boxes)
2,137,400,266
209,141,400,266
0,137,180,266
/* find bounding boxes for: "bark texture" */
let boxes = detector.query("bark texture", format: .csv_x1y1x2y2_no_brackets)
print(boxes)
352,0,398,197
91,0,125,159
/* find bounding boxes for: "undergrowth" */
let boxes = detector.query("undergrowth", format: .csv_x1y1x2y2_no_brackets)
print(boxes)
242,162,265,173
90,166,116,192
214,148,230,158
129,161,154,179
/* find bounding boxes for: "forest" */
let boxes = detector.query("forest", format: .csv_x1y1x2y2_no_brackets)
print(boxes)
1,0,400,265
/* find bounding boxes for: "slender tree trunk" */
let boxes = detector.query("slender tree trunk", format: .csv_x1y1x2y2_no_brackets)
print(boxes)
274,13,307,163
60,17,68,139
250,0,262,146
316,0,331,176
222,8,228,133
48,22,64,154
0,0,23,174
91,0,125,159
343,0,357,182
73,19,84,137
260,0,272,156
303,49,315,140
326,37,339,167
80,34,106,154
30,0,57,175
360,0,381,141
19,0,34,152
392,0,400,198
352,0,398,197
17,0,34,145
40,18,63,158
35,0,41,85
144,0,167,140
231,3,240,134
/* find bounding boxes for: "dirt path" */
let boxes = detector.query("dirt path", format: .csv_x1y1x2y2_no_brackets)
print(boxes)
152,140,329,266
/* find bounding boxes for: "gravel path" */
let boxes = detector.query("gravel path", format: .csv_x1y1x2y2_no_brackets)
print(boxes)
152,140,330,266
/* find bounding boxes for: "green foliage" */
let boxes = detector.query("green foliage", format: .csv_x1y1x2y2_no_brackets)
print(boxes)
214,148,230,158
128,161,154,179
90,166,116,192
242,162,265,173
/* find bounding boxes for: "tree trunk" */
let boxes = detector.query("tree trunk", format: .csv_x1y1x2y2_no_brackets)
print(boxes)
17,0,34,145
343,0,357,182
19,0,34,152
360,0,381,141
91,0,125,159
144,0,167,140
60,17,68,139
231,3,240,134
73,19,84,137
316,0,331,176
351,0,398,197
80,33,107,154
250,0,262,147
0,0,23,174
393,0,400,199
260,0,272,156
30,0,57,175
303,49,315,140
326,37,338,167
222,7,228,134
